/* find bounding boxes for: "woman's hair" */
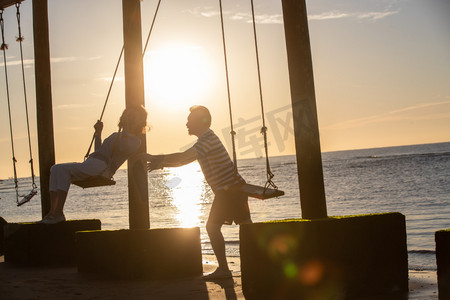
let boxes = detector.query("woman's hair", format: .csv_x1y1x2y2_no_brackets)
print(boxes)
118,105,148,135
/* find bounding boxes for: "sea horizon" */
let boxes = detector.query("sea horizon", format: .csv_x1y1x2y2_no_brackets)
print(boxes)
1,140,448,181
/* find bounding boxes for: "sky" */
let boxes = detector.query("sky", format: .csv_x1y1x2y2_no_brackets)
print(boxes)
0,0,449,179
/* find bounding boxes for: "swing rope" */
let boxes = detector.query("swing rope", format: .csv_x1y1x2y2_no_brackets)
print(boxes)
218,0,238,173
1,8,20,202
83,46,124,160
84,0,162,160
218,0,278,192
249,0,277,191
16,3,37,192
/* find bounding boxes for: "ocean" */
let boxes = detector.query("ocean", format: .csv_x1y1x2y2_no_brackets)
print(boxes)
1,142,449,272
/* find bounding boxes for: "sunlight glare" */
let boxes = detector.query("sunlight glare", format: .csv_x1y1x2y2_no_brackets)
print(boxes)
166,163,206,228
144,45,213,108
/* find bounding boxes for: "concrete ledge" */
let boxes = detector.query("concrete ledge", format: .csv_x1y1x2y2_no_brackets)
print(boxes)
76,227,203,279
240,212,408,299
4,220,101,266
436,229,450,300
0,217,7,255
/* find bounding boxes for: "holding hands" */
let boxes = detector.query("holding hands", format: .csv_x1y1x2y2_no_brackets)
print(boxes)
135,153,164,172
146,155,164,172
135,148,196,172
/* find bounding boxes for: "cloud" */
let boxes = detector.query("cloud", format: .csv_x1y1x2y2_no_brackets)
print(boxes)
51,56,101,63
98,75,124,82
309,10,399,21
185,7,218,18
64,126,88,131
186,7,282,24
187,6,398,24
357,11,399,20
50,57,78,63
308,11,351,21
0,58,33,67
325,101,450,130
55,103,96,110
231,13,283,24
0,56,100,67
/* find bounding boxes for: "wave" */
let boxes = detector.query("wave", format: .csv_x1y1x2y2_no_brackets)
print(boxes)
202,240,240,246
353,151,450,161
408,249,435,255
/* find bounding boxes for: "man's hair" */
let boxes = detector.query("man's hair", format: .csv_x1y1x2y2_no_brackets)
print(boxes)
189,105,211,127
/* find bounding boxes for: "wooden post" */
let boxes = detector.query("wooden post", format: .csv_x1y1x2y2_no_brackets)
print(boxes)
281,0,327,219
32,0,54,218
122,0,149,229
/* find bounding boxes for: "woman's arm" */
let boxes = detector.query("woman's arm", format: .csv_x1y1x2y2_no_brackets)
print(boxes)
94,120,103,151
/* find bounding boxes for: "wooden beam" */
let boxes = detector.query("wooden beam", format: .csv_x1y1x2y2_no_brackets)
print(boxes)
281,0,327,219
0,0,23,10
32,0,55,218
122,0,149,229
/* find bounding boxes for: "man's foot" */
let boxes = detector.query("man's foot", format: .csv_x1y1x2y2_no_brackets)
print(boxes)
40,214,66,224
203,267,232,280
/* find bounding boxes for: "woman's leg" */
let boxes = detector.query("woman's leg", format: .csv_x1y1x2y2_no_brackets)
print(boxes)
44,164,72,220
42,159,107,223
44,191,58,218
53,189,68,217
41,190,67,223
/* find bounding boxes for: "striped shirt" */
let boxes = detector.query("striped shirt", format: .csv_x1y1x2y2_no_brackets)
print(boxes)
193,129,244,192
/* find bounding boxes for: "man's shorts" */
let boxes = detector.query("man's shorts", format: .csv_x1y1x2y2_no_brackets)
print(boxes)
208,187,251,225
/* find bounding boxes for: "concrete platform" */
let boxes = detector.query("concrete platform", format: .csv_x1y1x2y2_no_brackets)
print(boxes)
4,220,101,266
0,217,7,255
76,227,203,279
240,212,408,299
435,229,450,300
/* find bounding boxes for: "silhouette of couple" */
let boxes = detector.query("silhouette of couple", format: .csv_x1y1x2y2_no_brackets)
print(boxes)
42,105,251,280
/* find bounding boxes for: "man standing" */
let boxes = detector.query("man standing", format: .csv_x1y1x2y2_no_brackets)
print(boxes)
144,105,252,279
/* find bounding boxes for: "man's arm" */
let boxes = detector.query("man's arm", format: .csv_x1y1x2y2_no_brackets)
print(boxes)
160,147,198,167
138,147,199,171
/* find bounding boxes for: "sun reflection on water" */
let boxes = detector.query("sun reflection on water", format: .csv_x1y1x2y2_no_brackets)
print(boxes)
163,163,207,228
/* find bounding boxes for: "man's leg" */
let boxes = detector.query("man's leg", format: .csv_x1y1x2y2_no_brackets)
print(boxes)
206,221,229,271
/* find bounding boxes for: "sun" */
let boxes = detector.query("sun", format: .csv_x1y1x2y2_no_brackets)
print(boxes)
144,45,213,108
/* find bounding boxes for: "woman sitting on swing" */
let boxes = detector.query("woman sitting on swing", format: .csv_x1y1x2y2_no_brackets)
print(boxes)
38,106,147,224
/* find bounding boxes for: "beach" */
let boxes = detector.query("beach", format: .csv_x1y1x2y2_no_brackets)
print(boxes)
1,143,447,299
0,254,438,299
0,254,244,300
